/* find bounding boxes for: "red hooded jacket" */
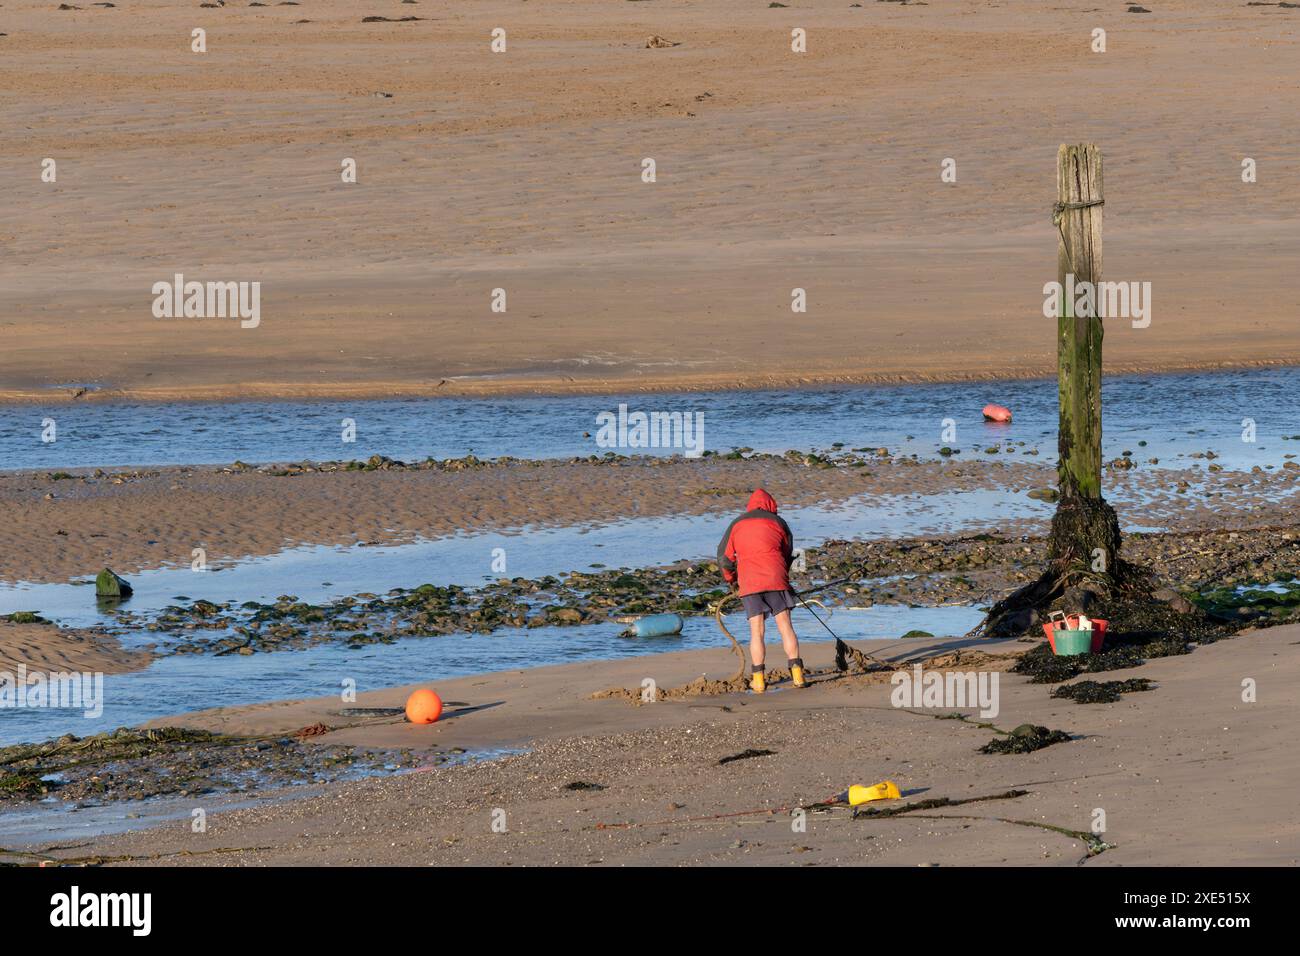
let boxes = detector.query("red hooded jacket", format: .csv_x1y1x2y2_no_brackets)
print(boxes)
717,488,794,596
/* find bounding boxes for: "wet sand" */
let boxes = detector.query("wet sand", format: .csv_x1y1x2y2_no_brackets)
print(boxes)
0,619,152,676
15,623,1296,866
1,453,1037,582
2,0,1298,402
4,452,1299,584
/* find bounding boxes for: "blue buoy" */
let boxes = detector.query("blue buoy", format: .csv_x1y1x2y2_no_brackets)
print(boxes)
630,613,684,637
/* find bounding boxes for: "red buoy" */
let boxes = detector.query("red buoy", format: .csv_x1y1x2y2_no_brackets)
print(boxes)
982,403,1012,423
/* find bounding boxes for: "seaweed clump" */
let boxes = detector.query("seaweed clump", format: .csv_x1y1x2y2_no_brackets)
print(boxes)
979,724,1072,754
852,789,1028,818
1051,678,1153,703
0,726,420,804
718,748,776,765
1195,578,1300,624
1012,630,1191,684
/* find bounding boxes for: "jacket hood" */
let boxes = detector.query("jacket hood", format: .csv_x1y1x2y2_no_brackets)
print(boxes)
747,488,778,513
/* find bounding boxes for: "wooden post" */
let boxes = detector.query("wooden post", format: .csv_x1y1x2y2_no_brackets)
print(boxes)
979,144,1133,635
1048,143,1120,581
1056,144,1105,501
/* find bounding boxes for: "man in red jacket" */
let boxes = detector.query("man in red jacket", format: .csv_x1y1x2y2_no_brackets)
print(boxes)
717,488,804,693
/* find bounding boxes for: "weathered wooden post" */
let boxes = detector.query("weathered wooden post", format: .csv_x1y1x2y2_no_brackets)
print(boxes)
1048,144,1121,582
1055,144,1104,500
981,144,1125,635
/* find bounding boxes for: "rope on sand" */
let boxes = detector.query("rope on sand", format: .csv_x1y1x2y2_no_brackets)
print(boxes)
712,592,748,683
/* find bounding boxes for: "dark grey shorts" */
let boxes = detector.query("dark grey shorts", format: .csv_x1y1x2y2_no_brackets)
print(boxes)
742,589,797,620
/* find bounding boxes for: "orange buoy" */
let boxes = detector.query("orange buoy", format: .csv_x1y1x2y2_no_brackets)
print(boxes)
405,688,443,724
982,403,1012,423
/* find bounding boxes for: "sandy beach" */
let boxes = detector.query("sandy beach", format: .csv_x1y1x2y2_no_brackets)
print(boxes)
4,423,1294,875
8,622,1295,867
2,0,1297,897
2,0,1299,402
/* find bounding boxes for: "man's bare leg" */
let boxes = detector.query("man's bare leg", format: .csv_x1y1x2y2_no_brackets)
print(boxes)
773,609,800,662
748,613,767,669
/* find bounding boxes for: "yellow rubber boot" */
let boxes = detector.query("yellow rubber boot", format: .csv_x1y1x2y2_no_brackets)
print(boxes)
790,659,807,688
750,671,767,694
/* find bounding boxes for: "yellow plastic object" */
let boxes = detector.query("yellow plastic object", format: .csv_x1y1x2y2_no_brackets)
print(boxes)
790,665,807,688
750,672,767,694
842,780,902,805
